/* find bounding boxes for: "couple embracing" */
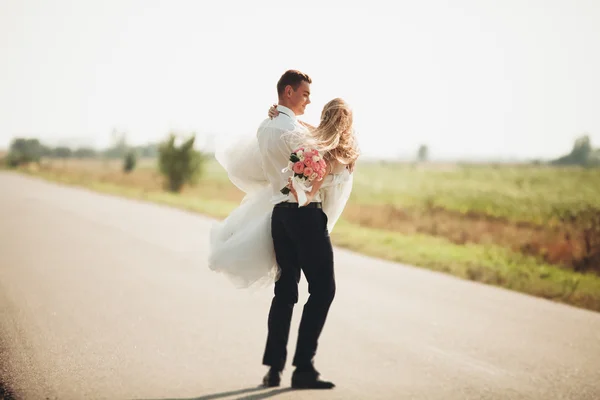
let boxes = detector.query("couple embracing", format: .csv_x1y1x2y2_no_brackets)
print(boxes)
209,69,359,389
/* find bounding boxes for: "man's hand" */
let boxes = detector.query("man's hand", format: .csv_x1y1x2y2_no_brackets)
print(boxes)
287,177,299,203
287,177,316,206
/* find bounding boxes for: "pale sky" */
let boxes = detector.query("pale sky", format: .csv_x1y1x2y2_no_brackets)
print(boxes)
1,0,599,160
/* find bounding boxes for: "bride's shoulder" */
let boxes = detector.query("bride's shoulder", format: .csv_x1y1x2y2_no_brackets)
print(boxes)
330,161,347,174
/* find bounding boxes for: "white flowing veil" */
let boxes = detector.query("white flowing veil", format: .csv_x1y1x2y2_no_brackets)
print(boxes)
213,130,267,195
208,127,354,289
208,128,279,289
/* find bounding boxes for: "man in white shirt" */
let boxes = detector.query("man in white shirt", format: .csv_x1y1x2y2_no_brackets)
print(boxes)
257,70,336,390
256,104,320,204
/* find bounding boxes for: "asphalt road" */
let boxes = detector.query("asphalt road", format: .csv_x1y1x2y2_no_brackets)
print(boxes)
1,171,599,400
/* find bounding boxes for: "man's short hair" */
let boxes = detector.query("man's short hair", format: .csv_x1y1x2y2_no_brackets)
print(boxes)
277,70,312,97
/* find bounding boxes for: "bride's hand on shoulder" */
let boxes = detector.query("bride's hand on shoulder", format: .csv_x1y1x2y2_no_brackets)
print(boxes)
268,104,279,119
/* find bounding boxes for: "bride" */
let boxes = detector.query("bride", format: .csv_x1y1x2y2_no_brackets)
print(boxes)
208,98,359,288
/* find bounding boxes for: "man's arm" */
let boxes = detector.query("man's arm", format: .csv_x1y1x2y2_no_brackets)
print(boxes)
257,125,295,193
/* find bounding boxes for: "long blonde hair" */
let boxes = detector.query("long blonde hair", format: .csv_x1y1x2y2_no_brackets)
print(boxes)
308,98,360,171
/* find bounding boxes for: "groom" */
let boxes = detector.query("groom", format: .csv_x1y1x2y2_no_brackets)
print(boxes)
256,70,336,389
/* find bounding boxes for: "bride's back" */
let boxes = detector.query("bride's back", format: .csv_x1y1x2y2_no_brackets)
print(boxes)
310,98,359,173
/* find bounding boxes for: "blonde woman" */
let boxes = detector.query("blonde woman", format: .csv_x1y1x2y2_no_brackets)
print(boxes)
268,97,359,207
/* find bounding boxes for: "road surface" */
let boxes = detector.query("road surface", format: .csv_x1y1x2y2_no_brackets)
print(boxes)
1,171,599,400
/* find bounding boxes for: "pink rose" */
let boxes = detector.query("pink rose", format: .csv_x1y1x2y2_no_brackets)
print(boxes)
304,149,315,158
319,159,326,169
293,161,305,174
317,168,326,180
312,161,322,172
304,158,313,168
303,167,314,177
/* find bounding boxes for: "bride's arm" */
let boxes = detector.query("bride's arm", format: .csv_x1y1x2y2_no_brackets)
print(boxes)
318,161,351,189
287,161,337,206
300,162,337,205
305,166,330,200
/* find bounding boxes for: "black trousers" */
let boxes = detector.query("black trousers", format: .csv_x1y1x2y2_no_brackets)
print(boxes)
262,203,336,371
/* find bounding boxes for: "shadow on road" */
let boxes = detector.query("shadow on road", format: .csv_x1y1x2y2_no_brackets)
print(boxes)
138,386,296,400
233,387,295,400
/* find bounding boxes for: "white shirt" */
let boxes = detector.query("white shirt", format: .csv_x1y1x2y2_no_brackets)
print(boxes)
257,105,324,204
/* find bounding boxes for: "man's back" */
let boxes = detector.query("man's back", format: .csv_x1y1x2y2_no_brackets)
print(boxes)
256,106,309,204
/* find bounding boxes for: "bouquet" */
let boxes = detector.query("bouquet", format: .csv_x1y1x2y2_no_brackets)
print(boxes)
280,147,327,206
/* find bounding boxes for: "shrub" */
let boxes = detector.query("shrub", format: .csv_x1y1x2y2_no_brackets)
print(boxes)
6,138,44,167
554,206,600,274
123,150,137,173
158,133,204,192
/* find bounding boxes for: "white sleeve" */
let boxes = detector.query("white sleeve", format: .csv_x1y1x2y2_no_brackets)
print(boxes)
321,170,350,188
259,127,294,190
322,170,353,232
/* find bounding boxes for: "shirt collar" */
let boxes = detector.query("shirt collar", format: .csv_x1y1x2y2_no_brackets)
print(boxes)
276,105,297,121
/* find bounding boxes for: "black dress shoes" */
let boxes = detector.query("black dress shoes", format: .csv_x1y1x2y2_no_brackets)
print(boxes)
291,366,335,389
262,367,282,387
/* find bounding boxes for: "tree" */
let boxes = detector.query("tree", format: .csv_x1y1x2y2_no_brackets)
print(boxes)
134,143,159,158
589,149,600,166
417,144,429,162
123,150,137,173
6,138,44,167
552,134,595,166
53,146,72,159
72,147,98,158
158,133,204,192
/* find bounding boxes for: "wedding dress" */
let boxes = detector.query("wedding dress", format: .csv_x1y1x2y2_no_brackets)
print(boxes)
207,129,353,289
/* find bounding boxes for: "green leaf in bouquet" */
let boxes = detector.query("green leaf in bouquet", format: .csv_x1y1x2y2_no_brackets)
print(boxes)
290,154,300,162
280,186,291,195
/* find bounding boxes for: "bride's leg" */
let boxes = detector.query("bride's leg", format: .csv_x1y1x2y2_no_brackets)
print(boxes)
262,207,301,371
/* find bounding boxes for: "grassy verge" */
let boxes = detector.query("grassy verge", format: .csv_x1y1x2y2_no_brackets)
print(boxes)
11,161,600,313
21,167,239,219
332,220,600,311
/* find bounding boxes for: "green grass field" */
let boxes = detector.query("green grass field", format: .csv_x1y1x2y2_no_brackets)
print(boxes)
351,162,600,224
11,157,600,312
